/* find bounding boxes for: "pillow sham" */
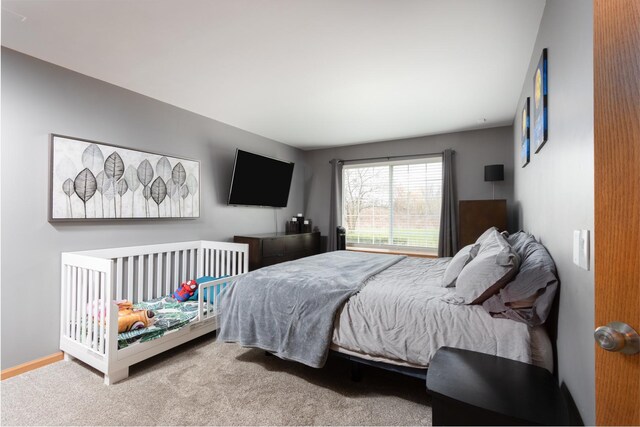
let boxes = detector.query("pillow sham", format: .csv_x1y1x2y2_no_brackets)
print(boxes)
507,231,536,259
454,230,520,304
483,239,558,326
475,226,498,245
441,243,481,287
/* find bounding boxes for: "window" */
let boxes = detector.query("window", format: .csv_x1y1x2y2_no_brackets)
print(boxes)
342,156,442,253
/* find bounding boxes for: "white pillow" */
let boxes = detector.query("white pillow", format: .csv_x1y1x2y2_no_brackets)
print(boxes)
442,244,480,287
454,230,520,304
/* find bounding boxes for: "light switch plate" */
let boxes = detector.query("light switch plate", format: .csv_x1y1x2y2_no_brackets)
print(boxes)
573,229,590,270
573,231,580,266
579,229,590,270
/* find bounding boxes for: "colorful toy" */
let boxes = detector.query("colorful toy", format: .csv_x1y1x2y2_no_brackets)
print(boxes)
188,275,229,301
118,309,155,333
116,300,133,314
86,299,155,333
173,280,198,302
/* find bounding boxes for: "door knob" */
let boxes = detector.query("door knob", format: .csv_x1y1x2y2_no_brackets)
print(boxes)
594,322,640,355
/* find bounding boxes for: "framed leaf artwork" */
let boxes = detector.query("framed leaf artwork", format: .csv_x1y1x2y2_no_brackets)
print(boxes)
521,97,530,167
533,48,548,153
49,134,200,221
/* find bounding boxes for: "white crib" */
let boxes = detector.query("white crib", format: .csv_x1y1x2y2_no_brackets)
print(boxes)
59,240,249,385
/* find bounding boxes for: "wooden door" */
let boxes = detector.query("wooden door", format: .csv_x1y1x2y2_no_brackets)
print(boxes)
594,0,640,425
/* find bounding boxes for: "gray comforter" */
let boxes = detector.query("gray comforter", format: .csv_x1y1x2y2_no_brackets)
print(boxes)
332,257,535,367
218,251,404,368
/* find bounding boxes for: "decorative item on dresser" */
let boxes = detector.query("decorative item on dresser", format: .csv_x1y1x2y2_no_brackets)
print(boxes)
234,231,321,271
458,199,507,247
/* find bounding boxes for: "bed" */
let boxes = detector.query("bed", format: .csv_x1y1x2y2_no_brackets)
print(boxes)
218,230,557,374
330,256,553,373
59,241,249,384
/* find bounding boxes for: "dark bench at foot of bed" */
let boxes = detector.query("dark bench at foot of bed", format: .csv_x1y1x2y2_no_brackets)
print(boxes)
426,347,569,426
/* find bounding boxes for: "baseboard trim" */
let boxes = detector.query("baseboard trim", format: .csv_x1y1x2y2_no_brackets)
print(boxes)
1,352,64,380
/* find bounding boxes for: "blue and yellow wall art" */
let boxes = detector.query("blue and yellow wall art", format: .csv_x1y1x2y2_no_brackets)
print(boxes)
521,97,530,167
533,48,548,153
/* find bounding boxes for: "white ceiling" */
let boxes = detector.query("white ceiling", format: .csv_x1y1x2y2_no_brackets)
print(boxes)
1,0,545,150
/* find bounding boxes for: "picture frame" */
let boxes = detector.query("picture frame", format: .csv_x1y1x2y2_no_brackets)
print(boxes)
521,97,530,167
533,48,548,153
49,134,200,221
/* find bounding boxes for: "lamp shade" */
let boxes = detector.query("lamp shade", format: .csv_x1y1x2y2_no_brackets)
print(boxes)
484,164,504,182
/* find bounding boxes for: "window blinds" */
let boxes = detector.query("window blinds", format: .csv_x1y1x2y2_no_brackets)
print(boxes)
342,156,443,252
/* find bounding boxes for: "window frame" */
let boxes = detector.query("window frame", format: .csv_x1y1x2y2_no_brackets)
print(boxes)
341,155,443,254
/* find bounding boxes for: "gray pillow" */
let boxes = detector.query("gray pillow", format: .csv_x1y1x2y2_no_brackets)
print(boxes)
454,230,520,304
442,243,480,287
507,231,536,259
483,239,558,326
475,226,498,245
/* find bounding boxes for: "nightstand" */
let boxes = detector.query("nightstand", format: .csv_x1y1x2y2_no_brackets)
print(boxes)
426,347,569,426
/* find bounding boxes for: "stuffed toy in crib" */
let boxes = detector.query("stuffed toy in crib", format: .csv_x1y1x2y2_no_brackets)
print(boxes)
173,280,198,302
117,301,155,333
87,299,155,333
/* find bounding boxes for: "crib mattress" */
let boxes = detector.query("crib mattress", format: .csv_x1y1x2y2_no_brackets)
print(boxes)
118,297,208,349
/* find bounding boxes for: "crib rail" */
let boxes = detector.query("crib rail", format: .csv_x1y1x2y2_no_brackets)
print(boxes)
197,274,245,322
201,243,249,278
60,254,112,357
112,248,200,303
65,241,248,305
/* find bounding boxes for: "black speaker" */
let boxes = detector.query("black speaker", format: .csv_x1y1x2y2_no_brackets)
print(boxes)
336,226,346,250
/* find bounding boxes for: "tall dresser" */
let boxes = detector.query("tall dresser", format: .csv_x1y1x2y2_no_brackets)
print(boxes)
458,199,508,247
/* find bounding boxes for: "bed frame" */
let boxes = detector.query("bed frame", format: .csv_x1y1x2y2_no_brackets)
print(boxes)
330,350,428,381
59,240,248,385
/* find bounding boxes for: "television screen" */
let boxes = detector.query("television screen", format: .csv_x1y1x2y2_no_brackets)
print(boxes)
228,149,294,207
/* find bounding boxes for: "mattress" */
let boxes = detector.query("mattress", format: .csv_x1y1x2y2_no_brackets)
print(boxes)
331,256,554,371
118,297,210,349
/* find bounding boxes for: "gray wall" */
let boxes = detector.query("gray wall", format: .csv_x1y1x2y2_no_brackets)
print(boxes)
1,48,306,369
303,126,515,239
512,1,594,424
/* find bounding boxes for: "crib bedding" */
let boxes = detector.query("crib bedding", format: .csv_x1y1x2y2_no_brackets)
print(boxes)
117,297,210,349
332,256,535,367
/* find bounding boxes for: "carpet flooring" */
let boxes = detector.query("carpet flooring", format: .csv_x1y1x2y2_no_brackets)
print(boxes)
1,335,432,426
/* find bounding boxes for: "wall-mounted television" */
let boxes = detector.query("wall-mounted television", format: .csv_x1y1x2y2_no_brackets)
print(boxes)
228,149,294,207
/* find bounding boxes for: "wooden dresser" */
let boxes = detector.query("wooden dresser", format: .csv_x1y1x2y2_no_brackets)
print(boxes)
458,199,507,247
233,231,321,271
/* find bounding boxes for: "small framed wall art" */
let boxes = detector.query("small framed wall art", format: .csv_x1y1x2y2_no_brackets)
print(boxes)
49,134,200,221
533,48,548,153
521,97,530,167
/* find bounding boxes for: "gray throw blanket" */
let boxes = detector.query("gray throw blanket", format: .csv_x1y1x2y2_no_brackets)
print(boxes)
218,251,404,368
